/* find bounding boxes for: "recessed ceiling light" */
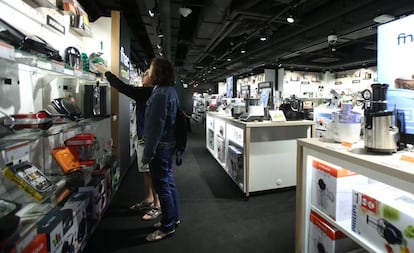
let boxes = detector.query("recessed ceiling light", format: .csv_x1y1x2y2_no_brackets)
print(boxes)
373,14,395,23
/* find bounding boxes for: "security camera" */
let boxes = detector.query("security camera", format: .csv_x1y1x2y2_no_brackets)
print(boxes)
328,34,337,45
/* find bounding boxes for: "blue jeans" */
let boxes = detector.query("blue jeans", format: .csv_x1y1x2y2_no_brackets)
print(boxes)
150,147,179,232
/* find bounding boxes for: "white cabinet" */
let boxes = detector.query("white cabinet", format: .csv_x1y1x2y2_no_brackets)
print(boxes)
296,138,414,253
206,112,314,198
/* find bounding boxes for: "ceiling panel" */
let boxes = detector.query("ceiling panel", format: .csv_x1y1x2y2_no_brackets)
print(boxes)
78,0,414,83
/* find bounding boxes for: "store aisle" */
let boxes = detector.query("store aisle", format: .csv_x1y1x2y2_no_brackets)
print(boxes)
83,121,296,253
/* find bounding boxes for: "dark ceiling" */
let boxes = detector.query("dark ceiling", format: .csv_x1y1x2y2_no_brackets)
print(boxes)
78,0,414,83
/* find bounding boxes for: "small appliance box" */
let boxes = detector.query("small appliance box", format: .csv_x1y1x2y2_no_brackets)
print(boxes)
311,159,368,221
61,193,88,252
20,233,48,253
352,183,414,253
309,211,360,253
36,207,72,253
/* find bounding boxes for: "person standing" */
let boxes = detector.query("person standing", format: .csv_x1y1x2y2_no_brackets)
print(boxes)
142,57,180,242
95,65,161,221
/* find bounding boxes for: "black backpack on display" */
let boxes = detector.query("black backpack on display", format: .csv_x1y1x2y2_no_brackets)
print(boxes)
175,107,189,166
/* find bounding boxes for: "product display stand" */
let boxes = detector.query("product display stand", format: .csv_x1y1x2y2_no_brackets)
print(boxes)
295,138,414,253
206,112,314,198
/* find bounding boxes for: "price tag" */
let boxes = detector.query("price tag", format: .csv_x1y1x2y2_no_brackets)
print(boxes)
63,129,77,140
400,155,414,163
37,60,52,70
51,60,65,73
88,73,96,80
3,142,30,164
341,141,353,148
269,110,286,121
0,41,15,60
74,68,83,78
64,68,74,75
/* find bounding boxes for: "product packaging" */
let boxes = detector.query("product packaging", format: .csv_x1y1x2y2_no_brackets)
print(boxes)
61,194,88,252
309,211,361,253
311,159,368,220
352,183,414,253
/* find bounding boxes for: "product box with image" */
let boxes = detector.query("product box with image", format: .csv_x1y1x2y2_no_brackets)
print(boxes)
352,183,414,253
311,159,368,220
61,193,88,253
36,207,72,253
309,211,361,253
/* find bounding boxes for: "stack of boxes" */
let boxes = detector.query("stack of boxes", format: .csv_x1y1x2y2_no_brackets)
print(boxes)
310,158,369,252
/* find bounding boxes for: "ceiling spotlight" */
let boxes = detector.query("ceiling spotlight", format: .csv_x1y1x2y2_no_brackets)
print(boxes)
148,8,155,17
373,14,395,23
286,14,295,23
259,30,267,41
179,7,192,17
148,1,159,18
240,47,246,54
157,20,164,38
227,58,232,61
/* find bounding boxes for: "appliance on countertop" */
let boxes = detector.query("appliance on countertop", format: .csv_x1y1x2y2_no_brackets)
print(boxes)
239,105,264,122
279,95,305,121
332,103,362,143
239,98,264,122
363,83,398,153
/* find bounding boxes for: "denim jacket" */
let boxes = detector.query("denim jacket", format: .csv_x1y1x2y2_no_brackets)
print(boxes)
142,85,178,164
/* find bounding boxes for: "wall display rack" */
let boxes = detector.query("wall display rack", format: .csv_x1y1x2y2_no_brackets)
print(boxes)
296,138,414,253
206,112,314,198
0,30,116,253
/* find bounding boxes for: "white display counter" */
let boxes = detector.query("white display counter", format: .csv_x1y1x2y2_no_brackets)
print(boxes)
206,112,315,198
295,138,414,253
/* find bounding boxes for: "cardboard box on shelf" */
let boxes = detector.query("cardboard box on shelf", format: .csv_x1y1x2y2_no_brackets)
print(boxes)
61,193,88,252
311,159,368,221
20,233,48,253
309,211,361,253
36,207,72,253
352,183,414,253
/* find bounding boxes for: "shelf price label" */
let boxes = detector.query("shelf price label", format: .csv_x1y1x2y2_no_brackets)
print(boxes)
37,60,52,70
0,41,15,61
51,60,65,73
400,154,414,163
2,142,30,164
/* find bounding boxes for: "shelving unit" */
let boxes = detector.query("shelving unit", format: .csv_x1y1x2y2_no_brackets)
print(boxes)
0,19,114,252
295,138,414,253
207,112,315,198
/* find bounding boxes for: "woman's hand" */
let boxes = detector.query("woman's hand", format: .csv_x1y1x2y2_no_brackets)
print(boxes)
95,63,109,75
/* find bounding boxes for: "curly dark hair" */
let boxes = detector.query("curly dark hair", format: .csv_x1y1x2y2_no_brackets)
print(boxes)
149,57,176,86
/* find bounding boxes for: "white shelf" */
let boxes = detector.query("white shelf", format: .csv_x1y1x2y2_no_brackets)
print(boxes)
311,206,381,253
296,138,414,253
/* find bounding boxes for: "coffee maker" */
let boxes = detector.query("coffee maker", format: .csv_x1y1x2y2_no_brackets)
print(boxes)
363,83,398,153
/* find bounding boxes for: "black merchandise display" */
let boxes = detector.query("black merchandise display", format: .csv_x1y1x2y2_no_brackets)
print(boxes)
83,85,107,118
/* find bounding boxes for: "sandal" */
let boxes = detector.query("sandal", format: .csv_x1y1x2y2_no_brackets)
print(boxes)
129,201,154,211
142,208,162,220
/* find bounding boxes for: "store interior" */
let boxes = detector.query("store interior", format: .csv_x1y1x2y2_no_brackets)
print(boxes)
0,0,414,253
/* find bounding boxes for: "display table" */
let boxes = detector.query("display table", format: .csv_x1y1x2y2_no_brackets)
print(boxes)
295,138,414,253
206,112,315,198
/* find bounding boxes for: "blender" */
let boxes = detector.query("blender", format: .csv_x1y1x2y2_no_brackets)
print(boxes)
363,83,398,153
